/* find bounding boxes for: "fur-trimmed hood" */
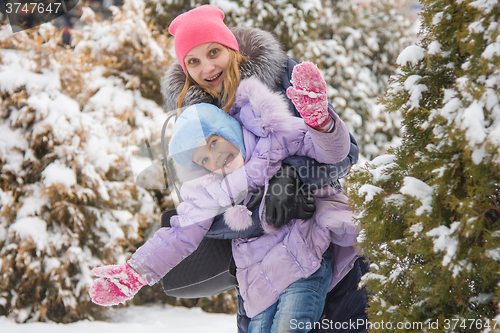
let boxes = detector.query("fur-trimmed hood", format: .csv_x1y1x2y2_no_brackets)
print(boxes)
161,27,288,113
229,77,295,138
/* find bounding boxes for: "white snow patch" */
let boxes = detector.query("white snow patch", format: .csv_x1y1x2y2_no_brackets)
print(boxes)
359,273,387,287
17,196,47,219
369,154,396,167
404,75,428,110
486,248,500,260
44,258,61,272
482,42,500,60
432,12,443,25
397,45,425,66
470,0,498,14
42,160,77,187
0,67,60,95
471,144,487,165
384,194,405,206
460,101,487,147
469,20,485,34
426,221,460,266
9,217,49,251
99,212,126,240
359,184,384,203
427,41,442,55
409,222,424,237
436,97,462,125
0,304,236,333
400,177,434,216
470,293,495,305
369,157,397,182
0,225,6,243
0,124,28,153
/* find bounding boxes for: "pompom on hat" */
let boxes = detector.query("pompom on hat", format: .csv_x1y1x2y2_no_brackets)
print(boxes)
168,5,240,73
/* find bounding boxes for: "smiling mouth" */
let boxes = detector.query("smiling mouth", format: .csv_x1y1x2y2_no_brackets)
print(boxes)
223,153,234,168
206,72,222,82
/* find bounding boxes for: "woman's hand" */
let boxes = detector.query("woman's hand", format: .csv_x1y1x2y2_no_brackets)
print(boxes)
286,61,331,129
89,263,147,306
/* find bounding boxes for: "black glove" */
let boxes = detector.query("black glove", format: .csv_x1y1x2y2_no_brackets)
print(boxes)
264,164,316,228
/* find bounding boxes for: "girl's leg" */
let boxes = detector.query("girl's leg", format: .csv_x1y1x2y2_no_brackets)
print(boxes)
248,302,278,333
272,250,333,333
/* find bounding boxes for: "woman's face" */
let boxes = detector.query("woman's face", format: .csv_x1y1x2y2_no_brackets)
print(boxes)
192,135,244,175
184,43,230,94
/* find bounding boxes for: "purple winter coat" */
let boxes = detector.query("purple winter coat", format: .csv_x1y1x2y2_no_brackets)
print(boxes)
128,78,360,318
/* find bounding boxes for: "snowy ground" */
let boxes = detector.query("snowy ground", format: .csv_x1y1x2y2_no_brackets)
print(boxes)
0,305,237,333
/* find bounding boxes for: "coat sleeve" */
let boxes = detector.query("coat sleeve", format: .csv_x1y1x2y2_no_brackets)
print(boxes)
127,178,221,285
283,109,351,164
216,110,351,202
281,57,359,189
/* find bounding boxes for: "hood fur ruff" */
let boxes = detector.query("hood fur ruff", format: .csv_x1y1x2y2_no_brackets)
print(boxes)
230,77,295,137
161,27,288,113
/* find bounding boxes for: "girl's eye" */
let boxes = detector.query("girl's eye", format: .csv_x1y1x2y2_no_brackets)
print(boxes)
210,140,216,148
187,58,198,65
202,157,208,165
210,48,219,57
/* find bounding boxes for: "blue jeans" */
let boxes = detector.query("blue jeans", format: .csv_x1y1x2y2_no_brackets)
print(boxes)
248,250,333,333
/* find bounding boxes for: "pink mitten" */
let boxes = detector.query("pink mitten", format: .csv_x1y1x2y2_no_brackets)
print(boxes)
89,263,147,306
286,61,331,128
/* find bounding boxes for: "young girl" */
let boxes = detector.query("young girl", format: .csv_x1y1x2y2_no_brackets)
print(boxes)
89,66,360,332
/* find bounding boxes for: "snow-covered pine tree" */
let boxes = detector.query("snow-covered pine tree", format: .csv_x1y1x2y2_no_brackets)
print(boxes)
0,0,170,322
143,0,209,33
214,0,320,60
317,0,415,161
347,0,500,331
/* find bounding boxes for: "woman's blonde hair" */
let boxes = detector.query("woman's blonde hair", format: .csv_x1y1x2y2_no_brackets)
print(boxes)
177,48,247,113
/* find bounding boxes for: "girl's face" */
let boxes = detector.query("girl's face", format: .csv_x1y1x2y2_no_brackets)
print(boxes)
184,43,230,94
192,135,244,175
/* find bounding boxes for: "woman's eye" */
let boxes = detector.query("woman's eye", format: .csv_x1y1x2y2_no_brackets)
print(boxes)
210,140,216,148
210,49,219,56
202,157,208,165
187,58,198,65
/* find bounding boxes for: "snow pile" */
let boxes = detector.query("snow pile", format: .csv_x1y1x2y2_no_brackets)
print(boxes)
0,304,235,333
396,45,425,66
399,177,434,216
426,222,460,267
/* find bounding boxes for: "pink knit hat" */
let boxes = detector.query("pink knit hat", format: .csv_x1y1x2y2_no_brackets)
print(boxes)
168,5,240,73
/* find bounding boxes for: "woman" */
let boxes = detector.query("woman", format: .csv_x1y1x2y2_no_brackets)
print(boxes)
162,5,367,333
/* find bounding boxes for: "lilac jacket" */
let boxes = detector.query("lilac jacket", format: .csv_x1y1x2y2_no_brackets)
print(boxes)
128,78,360,317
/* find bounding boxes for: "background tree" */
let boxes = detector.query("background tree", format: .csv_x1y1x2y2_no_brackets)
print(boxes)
347,0,500,330
317,0,416,161
214,0,321,60
0,0,169,322
143,0,209,34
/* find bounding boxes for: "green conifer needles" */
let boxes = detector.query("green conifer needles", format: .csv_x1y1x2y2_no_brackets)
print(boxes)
347,0,500,331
